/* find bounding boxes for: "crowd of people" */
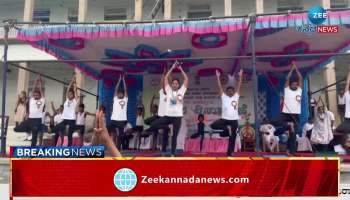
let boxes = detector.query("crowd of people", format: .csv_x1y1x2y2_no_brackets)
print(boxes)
12,61,350,157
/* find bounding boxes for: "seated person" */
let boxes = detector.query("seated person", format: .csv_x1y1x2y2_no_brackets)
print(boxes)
190,114,205,151
241,121,255,141
259,118,279,152
297,118,313,152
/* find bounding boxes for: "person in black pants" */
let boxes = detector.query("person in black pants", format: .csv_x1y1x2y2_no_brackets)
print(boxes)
108,74,128,150
190,114,206,151
280,62,303,156
14,75,45,146
148,61,188,156
52,76,79,146
210,69,243,156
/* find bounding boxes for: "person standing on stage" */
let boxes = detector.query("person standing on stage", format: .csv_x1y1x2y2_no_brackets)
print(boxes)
336,67,350,134
14,91,29,140
281,62,303,156
108,74,128,150
149,61,188,156
52,76,79,146
144,69,169,150
14,75,45,146
338,90,346,122
210,69,243,157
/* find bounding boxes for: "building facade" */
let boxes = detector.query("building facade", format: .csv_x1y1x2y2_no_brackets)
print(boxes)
0,0,349,124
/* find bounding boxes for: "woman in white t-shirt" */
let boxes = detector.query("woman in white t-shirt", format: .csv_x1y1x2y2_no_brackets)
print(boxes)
52,76,78,146
144,69,170,151
75,103,95,145
337,67,350,135
147,61,188,156
14,75,45,146
210,69,243,156
108,75,128,150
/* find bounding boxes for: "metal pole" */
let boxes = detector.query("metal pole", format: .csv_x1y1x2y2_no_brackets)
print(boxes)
1,23,10,154
8,62,98,97
4,51,350,63
250,15,260,151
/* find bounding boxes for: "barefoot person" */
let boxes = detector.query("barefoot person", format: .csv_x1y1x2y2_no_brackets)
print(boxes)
52,76,78,146
92,106,122,157
14,75,45,146
210,69,243,156
281,62,303,156
148,61,188,156
108,75,128,150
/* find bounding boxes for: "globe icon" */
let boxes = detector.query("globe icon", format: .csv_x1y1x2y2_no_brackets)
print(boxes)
113,168,137,192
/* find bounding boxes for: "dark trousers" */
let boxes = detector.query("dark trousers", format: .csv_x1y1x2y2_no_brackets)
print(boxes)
14,118,42,146
146,116,170,151
210,119,238,156
271,113,299,154
108,120,127,150
315,144,328,152
148,116,181,155
190,133,204,151
52,120,76,146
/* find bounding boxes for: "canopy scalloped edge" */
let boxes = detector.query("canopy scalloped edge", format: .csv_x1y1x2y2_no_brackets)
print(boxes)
16,11,350,41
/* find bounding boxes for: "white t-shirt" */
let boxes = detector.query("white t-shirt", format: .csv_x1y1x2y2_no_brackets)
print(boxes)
76,112,86,125
302,122,314,137
339,95,346,105
165,85,187,117
136,115,144,126
221,93,240,120
282,87,302,114
111,96,128,121
345,91,350,118
158,89,167,117
29,97,45,119
62,98,77,120
54,113,63,125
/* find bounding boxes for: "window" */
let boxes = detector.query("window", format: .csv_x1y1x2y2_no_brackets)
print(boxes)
104,7,127,21
68,8,78,22
187,4,212,19
277,0,303,12
33,9,50,22
331,0,348,8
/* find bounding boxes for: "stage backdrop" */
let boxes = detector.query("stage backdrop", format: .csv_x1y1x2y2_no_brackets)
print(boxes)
143,74,254,135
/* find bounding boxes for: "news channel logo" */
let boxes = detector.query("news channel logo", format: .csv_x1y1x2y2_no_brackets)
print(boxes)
296,5,338,33
113,168,138,192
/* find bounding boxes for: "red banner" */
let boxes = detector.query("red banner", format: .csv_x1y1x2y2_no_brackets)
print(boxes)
12,158,338,197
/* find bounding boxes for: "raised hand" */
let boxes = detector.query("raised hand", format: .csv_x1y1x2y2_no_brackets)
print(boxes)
238,69,243,77
215,69,221,77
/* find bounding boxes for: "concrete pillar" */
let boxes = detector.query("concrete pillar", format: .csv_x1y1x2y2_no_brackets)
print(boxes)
256,0,264,14
134,0,143,21
224,0,232,16
321,0,331,9
16,0,34,95
75,0,88,100
164,0,172,19
16,63,30,94
320,0,338,121
323,61,339,122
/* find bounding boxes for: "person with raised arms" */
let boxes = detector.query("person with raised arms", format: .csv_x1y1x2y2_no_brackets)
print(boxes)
14,75,45,146
280,62,303,156
108,74,128,150
144,68,170,151
210,69,243,157
52,76,79,146
148,61,188,156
